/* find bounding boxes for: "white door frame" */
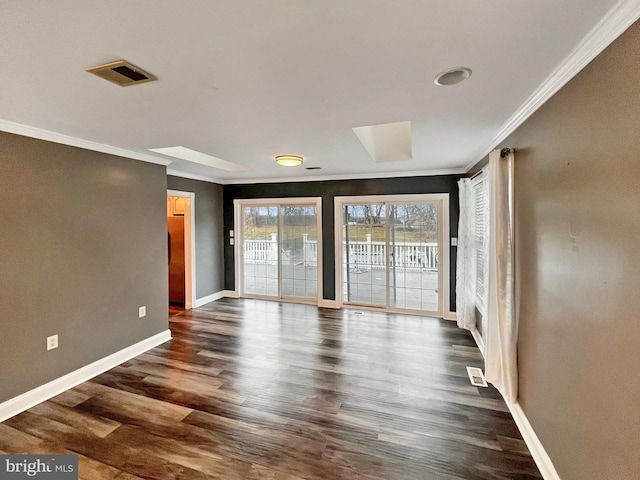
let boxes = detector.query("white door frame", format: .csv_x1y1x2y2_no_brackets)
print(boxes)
234,197,323,305
167,190,196,309
334,193,451,318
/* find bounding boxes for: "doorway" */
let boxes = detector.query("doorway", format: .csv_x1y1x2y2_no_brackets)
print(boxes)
335,194,449,317
235,198,322,304
167,190,195,310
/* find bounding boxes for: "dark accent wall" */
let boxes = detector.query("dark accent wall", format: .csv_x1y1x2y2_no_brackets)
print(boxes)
223,175,461,309
492,20,640,479
167,176,224,298
0,132,168,403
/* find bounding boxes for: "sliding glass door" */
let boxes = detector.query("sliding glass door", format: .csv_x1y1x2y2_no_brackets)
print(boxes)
239,199,321,302
340,196,445,315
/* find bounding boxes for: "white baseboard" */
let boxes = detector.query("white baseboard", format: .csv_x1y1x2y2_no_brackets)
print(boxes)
0,329,172,423
194,291,225,307
223,290,239,298
475,330,557,478
470,328,485,358
506,402,561,480
318,299,340,309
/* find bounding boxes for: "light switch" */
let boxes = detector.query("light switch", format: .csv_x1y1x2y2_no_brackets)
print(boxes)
230,238,235,245
451,237,458,247
229,230,234,237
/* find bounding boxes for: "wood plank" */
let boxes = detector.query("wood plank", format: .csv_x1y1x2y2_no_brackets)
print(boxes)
0,298,542,479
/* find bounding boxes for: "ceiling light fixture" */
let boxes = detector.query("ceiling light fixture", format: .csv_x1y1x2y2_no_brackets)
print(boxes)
434,67,472,86
275,155,304,167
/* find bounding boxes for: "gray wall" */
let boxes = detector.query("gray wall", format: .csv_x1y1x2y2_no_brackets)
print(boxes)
496,20,640,479
0,132,168,403
167,176,224,298
223,175,461,309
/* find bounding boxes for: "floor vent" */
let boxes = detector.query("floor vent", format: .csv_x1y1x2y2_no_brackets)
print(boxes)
346,310,365,315
466,366,488,387
86,60,157,87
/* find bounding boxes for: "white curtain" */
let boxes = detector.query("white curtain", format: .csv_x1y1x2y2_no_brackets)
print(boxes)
484,148,518,403
455,178,476,330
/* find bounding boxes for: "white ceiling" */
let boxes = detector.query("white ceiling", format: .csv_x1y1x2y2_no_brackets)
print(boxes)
0,0,631,183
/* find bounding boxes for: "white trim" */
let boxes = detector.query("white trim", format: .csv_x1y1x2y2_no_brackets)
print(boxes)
234,202,242,296
443,311,457,321
318,299,340,309
334,198,343,309
167,190,194,198
0,119,463,185
241,294,318,306
223,168,465,185
166,169,224,185
0,118,172,166
470,327,485,358
223,290,239,298
194,291,225,307
167,190,196,309
507,402,562,480
0,330,171,423
465,0,640,172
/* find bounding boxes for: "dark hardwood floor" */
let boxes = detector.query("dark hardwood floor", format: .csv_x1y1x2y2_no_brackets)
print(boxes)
0,298,542,479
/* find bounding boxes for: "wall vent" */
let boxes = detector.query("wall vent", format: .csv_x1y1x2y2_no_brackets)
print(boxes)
466,366,488,387
86,60,157,87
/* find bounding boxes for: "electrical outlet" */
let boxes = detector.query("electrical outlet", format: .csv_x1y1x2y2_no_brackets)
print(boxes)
47,334,58,351
138,306,146,318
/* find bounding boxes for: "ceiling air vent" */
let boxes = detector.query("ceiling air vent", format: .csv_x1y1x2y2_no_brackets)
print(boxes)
86,60,157,87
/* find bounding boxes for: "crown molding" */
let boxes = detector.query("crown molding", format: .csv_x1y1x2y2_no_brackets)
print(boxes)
1,117,463,184
222,168,466,185
0,118,173,166
465,0,640,172
166,168,224,184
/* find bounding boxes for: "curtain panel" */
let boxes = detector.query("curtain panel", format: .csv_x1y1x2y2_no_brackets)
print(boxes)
455,178,476,330
484,148,518,403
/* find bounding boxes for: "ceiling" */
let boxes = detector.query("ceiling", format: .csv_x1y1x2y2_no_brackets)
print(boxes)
0,1,630,184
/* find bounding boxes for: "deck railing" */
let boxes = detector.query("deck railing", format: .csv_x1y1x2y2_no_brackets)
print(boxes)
346,235,438,270
243,233,438,270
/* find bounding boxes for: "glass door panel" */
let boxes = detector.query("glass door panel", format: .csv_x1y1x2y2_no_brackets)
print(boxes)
388,203,439,312
243,206,279,296
281,205,318,299
342,204,387,306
